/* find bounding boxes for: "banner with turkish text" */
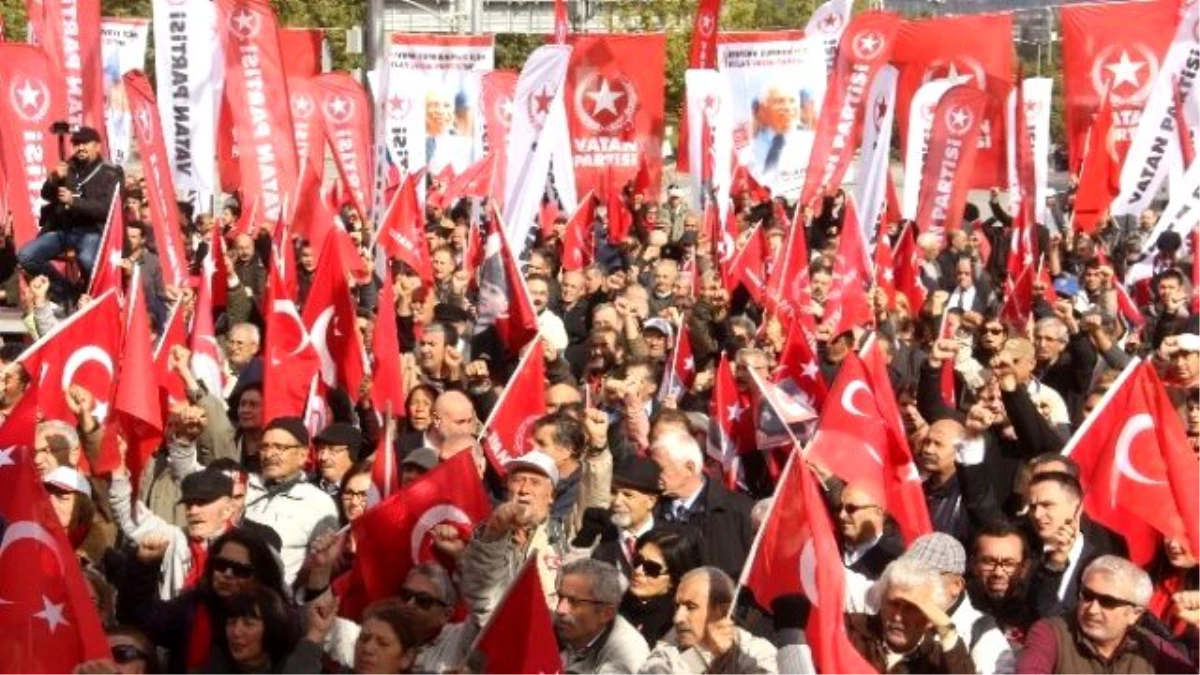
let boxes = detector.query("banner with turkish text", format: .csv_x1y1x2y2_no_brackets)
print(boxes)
40,0,105,140
288,76,326,186
100,17,148,167
216,0,299,223
1006,78,1053,226
314,73,374,223
566,34,665,200
804,0,852,74
892,12,1013,189
856,64,897,240
481,70,517,200
386,33,494,176
0,45,66,246
1061,0,1177,172
716,31,826,201
902,76,968,220
914,85,989,242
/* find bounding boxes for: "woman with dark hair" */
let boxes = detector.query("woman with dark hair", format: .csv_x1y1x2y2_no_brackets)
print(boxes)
619,526,704,645
289,597,420,674
118,526,298,673
209,586,305,673
404,384,437,435
337,459,374,527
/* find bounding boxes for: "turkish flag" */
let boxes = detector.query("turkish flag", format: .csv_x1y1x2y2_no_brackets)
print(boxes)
0,433,110,673
1061,0,1176,172
914,85,990,241
566,34,666,199
125,70,190,289
999,265,1036,330
561,190,597,272
86,192,125,298
1064,360,1199,566
604,167,634,244
676,0,722,175
216,0,299,223
706,353,752,489
891,223,926,314
657,319,696,403
716,208,742,295
775,318,828,411
741,455,877,674
480,344,546,475
733,223,770,304
18,290,122,427
892,12,1013,189
765,207,813,325
0,44,66,246
873,230,897,309
351,452,491,607
442,153,499,206
209,229,230,310
302,234,370,397
370,274,406,418
190,243,226,401
97,269,165,490
1072,87,1121,235
368,417,400,507
377,170,433,288
476,222,539,358
730,163,771,204
471,554,563,674
288,77,328,189
262,236,320,422
153,300,189,412
826,199,874,338
314,73,375,225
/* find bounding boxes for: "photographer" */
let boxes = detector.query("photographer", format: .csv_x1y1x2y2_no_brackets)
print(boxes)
17,126,122,302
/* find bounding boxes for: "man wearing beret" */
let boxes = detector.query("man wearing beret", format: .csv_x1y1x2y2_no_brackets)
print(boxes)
311,422,364,498
573,456,662,579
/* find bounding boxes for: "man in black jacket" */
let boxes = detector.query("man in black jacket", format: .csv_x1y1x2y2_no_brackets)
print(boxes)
18,126,122,302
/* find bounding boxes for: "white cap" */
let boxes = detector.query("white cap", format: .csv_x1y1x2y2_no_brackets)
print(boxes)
537,312,569,352
1177,334,1200,353
643,317,675,341
44,466,91,498
667,185,684,197
505,450,560,488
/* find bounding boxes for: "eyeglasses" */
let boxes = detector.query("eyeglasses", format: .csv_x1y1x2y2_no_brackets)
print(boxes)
399,588,447,610
1079,586,1137,611
212,557,256,579
260,442,304,453
632,555,668,578
838,503,878,516
111,644,147,665
342,489,369,502
982,326,1006,335
557,592,608,608
975,556,1023,573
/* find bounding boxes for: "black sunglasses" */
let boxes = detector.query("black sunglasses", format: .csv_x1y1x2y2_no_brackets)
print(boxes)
1079,587,1137,610
111,644,147,664
839,503,878,515
212,557,255,579
632,555,668,578
399,588,447,610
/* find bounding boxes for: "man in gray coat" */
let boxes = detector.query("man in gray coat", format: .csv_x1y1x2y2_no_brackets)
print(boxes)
555,558,650,673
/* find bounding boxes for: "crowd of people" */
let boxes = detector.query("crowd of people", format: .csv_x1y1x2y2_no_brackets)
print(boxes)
3,124,1199,674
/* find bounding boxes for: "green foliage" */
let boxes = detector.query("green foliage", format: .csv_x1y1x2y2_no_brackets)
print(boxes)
495,33,545,71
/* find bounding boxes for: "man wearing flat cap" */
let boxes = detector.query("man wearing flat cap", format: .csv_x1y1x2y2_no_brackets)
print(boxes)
19,125,123,303
573,456,662,579
311,422,364,497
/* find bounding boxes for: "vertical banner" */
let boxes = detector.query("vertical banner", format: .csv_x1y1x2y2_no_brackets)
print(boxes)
1006,78,1053,226
892,12,1013,190
1110,5,1199,217
41,0,105,138
216,0,299,224
314,73,375,223
100,17,148,167
481,70,518,198
716,31,826,201
565,34,666,200
856,64,898,241
387,33,494,176
914,85,989,242
901,76,968,220
280,27,323,76
125,71,189,289
1061,0,1177,172
803,0,853,75
288,76,326,187
0,45,66,246
685,69,734,220
799,11,902,207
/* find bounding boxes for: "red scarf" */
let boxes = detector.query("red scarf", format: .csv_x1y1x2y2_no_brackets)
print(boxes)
187,603,213,671
184,538,210,590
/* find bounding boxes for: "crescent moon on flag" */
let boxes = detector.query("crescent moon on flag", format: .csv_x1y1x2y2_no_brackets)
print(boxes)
0,521,66,575
62,345,114,392
1110,413,1164,504
841,380,872,417
798,537,820,608
410,504,474,563
272,300,311,359
310,306,337,386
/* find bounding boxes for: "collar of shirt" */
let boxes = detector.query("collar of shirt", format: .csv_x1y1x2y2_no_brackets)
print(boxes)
1056,532,1087,601
843,533,884,568
674,481,705,515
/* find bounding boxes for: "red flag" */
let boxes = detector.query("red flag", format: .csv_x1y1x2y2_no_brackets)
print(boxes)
998,265,1036,330
216,0,299,223
733,222,770,303
477,223,539,357
706,354,752,489
216,95,241,193
826,199,873,338
442,153,498,206
730,163,771,204
561,190,597,272
0,45,66,246
1063,360,1198,566
1073,86,1120,235
658,319,696,403
368,417,400,506
351,452,491,606
302,234,370,397
480,71,517,206
39,0,104,137
190,244,226,400
279,27,323,77
604,168,633,244
741,455,878,674
552,0,568,43
377,171,433,288
371,274,406,417
480,344,546,475
914,85,989,242
153,299,188,411
0,432,110,672
262,240,320,422
124,70,189,288
1061,0,1175,172
209,228,230,310
314,73,374,224
18,290,121,427
800,11,902,207
765,207,813,323
715,208,741,294
873,232,897,309
892,222,927,313
892,13,1013,189
86,191,125,298
775,318,828,411
97,268,165,489
471,555,563,674
288,77,327,188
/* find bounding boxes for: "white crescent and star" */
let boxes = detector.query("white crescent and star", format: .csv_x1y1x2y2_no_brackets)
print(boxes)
61,346,114,421
1109,413,1164,505
310,306,337,386
273,300,311,361
841,380,872,417
410,505,473,562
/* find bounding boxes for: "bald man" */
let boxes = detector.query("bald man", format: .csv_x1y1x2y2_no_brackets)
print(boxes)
836,481,904,581
396,390,480,457
918,414,1005,546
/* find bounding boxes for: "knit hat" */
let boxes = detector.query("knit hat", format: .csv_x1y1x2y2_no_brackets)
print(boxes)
263,417,310,447
902,532,966,576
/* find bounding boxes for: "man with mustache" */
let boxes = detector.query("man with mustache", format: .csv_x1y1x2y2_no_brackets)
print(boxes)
554,559,649,673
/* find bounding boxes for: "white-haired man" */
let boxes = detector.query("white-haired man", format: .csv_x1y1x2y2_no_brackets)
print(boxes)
1017,555,1196,673
648,431,752,579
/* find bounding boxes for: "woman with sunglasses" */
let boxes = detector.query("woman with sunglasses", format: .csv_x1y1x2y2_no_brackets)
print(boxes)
619,527,703,645
119,526,295,673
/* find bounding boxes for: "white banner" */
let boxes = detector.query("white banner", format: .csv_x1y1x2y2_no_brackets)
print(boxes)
901,76,968,220
715,32,826,201
386,34,494,177
803,0,852,75
152,0,218,213
101,18,149,168
503,45,572,261
1006,78,1054,226
1111,5,1199,217
856,65,897,243
685,69,735,223
1140,157,1200,256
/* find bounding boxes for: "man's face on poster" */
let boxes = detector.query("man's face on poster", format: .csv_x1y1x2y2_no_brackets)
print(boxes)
762,86,799,135
426,90,455,137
